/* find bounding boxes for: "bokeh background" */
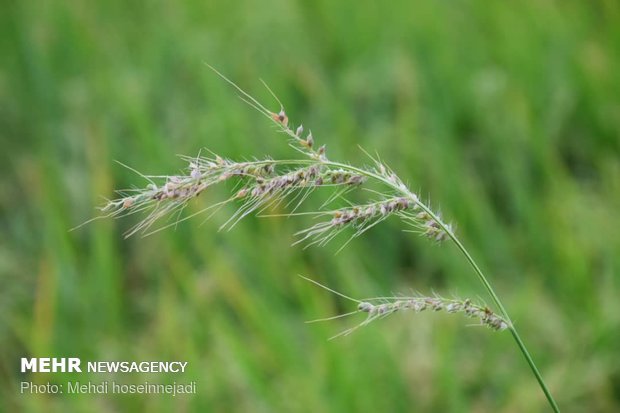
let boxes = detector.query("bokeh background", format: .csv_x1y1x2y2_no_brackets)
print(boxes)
2,1,620,412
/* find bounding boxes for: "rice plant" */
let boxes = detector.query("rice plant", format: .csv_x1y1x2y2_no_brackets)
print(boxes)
91,66,560,411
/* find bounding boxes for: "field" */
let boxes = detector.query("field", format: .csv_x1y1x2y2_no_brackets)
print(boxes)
2,1,620,411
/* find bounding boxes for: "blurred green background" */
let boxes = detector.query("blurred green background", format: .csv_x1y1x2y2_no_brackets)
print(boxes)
2,0,620,412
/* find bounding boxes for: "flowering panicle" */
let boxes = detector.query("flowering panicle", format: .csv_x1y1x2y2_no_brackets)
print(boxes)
222,165,366,229
302,276,508,339
91,68,457,248
294,197,417,247
239,166,366,200
207,66,328,162
95,150,368,236
355,296,508,332
95,156,279,236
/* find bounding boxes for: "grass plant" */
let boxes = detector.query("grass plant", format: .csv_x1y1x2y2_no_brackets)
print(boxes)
93,68,561,411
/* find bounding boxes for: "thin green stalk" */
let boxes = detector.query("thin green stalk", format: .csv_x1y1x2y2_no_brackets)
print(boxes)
443,234,560,413
320,160,560,412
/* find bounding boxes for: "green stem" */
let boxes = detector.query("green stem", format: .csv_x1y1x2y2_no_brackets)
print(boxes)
320,160,560,412
441,233,560,413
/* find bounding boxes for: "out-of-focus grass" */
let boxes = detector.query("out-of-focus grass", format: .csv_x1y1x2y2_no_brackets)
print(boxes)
1,0,619,411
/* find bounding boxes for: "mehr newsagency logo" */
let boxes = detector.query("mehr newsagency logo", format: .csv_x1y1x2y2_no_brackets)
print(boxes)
19,357,196,396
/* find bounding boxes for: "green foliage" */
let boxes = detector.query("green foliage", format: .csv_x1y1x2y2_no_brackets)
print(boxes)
2,0,619,411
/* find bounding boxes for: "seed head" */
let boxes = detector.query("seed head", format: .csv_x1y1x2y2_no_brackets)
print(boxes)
352,296,508,332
